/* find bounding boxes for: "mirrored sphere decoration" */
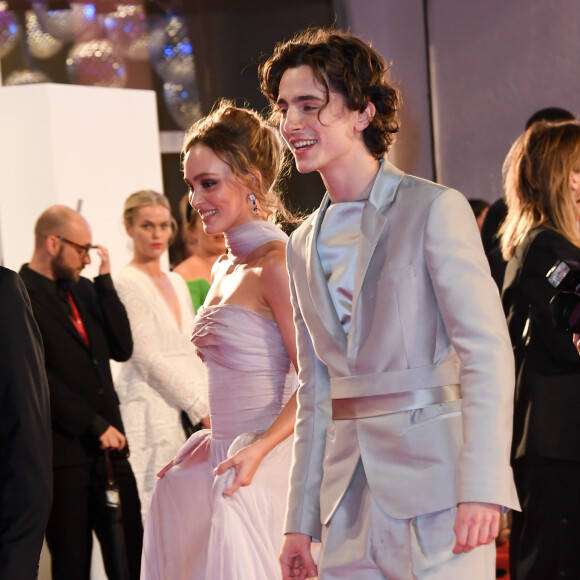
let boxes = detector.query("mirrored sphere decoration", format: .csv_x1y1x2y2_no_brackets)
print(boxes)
5,68,50,85
26,10,64,59
66,39,126,87
104,4,149,61
148,15,195,85
32,2,74,43
163,81,203,130
0,5,20,60
71,3,105,43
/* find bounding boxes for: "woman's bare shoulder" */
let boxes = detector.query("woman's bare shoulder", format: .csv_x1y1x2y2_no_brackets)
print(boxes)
258,242,288,283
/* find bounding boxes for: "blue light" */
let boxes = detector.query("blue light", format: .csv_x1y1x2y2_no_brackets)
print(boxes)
8,23,17,35
83,4,96,20
180,42,193,55
163,46,174,57
180,90,189,98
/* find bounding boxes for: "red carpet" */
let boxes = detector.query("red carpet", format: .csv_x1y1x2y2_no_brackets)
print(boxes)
496,541,510,579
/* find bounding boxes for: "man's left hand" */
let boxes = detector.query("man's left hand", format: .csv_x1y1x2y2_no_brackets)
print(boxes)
99,425,126,451
452,501,501,553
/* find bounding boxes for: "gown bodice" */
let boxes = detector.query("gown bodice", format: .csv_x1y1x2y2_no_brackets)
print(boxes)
191,303,294,440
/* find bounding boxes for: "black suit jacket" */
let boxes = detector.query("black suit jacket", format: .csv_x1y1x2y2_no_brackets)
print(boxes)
502,226,580,462
19,265,133,468
0,267,52,579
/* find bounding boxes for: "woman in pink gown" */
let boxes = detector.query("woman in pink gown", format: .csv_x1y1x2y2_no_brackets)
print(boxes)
141,101,302,580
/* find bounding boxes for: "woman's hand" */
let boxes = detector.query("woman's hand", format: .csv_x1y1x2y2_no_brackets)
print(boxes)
213,439,269,497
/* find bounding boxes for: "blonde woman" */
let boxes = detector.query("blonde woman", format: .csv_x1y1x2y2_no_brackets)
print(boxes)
114,191,209,520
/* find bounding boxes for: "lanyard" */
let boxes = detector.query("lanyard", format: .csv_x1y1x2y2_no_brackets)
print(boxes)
66,290,89,346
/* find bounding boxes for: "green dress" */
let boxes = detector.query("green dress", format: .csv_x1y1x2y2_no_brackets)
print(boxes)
186,278,211,315
181,278,212,437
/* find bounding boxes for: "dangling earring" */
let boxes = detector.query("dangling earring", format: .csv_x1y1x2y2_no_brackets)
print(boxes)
248,193,259,216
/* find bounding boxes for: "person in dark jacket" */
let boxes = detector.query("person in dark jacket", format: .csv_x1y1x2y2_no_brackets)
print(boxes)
500,120,580,579
0,266,52,579
20,205,143,580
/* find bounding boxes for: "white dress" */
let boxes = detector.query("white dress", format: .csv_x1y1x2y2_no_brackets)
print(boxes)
114,265,209,520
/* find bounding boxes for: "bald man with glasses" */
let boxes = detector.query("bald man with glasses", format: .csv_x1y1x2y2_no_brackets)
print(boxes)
19,205,143,580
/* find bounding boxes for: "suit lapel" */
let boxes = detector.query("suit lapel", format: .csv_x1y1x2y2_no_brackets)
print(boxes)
303,195,348,351
28,280,91,350
351,159,404,316
294,160,404,357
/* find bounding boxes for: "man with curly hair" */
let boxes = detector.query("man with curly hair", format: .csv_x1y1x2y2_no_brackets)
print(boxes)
260,28,519,579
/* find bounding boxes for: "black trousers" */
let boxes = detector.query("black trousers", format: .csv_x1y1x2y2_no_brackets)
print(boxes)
46,456,143,580
510,456,580,579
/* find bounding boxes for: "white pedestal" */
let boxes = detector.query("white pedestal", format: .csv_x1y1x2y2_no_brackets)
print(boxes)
0,83,164,277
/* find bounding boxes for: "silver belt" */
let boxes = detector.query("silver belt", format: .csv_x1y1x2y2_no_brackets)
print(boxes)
332,384,462,420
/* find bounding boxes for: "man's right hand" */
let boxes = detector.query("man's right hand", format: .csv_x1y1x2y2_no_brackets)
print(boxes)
93,244,111,276
280,533,317,580
99,425,127,450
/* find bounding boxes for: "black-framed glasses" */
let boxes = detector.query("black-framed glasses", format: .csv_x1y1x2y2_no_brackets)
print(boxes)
58,236,95,258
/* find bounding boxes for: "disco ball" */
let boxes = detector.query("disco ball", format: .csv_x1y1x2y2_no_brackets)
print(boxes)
148,15,195,85
32,2,74,43
5,68,50,85
163,81,203,130
66,39,126,87
26,10,64,59
0,7,19,59
70,3,105,44
104,4,149,61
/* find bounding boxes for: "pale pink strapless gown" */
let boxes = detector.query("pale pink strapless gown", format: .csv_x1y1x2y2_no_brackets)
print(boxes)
141,304,296,580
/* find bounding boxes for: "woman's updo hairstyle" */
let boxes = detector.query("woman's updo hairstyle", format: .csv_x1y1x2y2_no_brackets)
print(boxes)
182,100,295,224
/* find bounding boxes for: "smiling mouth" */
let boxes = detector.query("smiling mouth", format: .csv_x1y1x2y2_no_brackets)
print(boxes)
292,139,317,151
200,209,218,219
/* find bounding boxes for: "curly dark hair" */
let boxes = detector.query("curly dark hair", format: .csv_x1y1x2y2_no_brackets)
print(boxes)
259,27,400,159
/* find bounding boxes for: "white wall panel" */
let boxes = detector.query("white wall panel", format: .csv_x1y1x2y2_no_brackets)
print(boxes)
0,84,164,277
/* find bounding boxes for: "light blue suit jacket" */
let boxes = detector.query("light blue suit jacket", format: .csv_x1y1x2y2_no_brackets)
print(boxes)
285,159,519,539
